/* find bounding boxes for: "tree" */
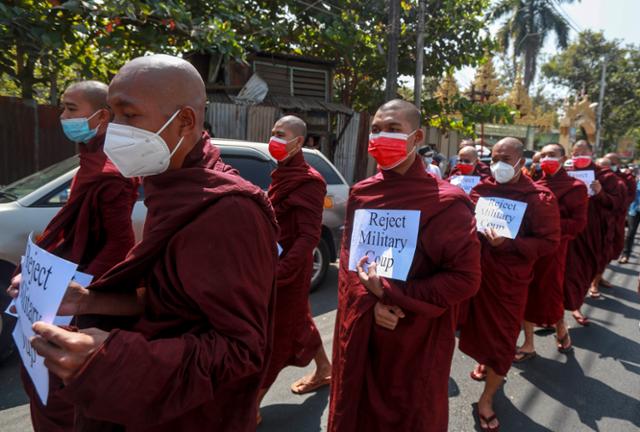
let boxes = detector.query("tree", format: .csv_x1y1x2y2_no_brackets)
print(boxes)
491,0,576,90
542,31,640,149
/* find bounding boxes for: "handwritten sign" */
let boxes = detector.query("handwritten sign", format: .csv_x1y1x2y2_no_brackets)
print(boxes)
348,209,420,281
475,197,528,239
449,175,481,195
12,235,78,405
567,170,596,196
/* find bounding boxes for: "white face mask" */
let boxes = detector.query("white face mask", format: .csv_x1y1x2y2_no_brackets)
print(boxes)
104,110,184,178
491,160,520,184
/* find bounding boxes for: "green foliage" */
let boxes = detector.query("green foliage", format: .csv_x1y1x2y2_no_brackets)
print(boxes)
491,0,576,89
423,95,516,136
542,30,640,150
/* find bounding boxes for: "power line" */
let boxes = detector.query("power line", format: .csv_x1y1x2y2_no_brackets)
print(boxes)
549,0,581,33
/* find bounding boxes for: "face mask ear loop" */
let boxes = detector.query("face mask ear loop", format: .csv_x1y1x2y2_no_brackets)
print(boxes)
168,136,185,159
156,109,182,136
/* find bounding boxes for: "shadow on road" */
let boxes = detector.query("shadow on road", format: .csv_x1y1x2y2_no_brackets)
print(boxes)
515,354,640,431
0,351,28,410
470,394,552,432
259,387,329,432
310,265,338,317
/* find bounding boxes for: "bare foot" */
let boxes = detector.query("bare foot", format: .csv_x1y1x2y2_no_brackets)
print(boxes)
470,364,487,381
290,369,331,395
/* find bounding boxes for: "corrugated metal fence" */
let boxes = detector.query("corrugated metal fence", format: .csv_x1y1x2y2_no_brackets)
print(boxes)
0,96,72,186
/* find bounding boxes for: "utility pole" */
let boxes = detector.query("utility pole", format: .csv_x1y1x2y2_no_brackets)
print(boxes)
385,0,400,101
594,58,607,156
414,0,426,108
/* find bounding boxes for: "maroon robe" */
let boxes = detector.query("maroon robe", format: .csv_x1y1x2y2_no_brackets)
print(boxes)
459,175,560,376
564,164,626,310
261,151,326,389
448,161,491,179
611,171,637,260
57,137,279,432
329,156,481,432
20,134,138,432
525,169,588,325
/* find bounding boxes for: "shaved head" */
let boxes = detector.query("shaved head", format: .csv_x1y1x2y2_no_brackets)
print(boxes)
459,139,475,150
109,54,207,170
376,99,421,130
458,145,478,162
494,137,524,158
596,157,611,168
532,152,542,163
275,115,307,138
604,152,621,165
64,80,108,110
542,143,566,157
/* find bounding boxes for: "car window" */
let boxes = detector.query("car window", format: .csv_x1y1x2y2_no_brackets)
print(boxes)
303,153,344,185
45,185,71,205
222,155,274,190
0,156,79,203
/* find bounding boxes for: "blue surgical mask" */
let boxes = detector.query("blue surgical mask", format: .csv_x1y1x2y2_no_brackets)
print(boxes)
60,111,101,143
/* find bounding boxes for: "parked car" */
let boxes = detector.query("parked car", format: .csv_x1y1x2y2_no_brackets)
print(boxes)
0,138,348,360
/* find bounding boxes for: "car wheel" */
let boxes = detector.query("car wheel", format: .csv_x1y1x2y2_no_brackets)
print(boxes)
310,238,330,292
0,261,17,363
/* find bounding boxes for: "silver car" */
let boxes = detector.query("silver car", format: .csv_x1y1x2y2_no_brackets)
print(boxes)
0,139,348,359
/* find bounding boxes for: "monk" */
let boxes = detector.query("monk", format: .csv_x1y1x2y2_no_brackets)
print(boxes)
448,145,491,179
526,151,543,181
329,99,481,432
29,54,279,432
257,115,331,422
459,137,560,431
6,80,139,432
517,144,588,360
563,140,625,324
604,152,636,266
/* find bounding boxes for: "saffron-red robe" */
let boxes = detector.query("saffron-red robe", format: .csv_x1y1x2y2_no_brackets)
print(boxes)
611,171,637,260
459,175,560,376
261,151,326,389
525,169,588,325
564,164,626,310
329,156,481,432
57,138,279,432
21,134,138,432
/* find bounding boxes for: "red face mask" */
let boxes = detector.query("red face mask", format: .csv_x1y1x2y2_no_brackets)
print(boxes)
572,155,592,169
269,136,292,161
368,131,415,170
457,163,475,175
540,157,561,175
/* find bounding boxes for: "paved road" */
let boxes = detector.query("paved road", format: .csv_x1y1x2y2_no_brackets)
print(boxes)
2,256,639,431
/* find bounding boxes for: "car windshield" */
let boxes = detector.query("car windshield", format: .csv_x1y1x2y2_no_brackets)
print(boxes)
303,152,344,185
0,156,79,203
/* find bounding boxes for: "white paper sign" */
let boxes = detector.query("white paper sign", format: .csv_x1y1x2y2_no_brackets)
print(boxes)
348,209,420,281
449,175,481,195
475,197,528,239
12,235,78,405
567,170,596,196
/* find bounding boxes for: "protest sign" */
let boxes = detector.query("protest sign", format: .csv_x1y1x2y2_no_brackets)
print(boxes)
12,235,78,404
567,170,596,196
475,197,528,239
449,175,481,195
348,209,420,281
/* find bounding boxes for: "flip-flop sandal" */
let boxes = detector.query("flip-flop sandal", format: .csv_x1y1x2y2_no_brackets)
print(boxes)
513,350,537,363
475,407,500,432
588,289,602,299
290,376,331,395
599,279,613,289
256,412,262,426
556,333,573,353
619,256,629,264
469,369,486,382
573,315,590,326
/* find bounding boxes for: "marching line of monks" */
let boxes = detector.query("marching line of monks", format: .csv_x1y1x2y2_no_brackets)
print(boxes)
4,54,636,432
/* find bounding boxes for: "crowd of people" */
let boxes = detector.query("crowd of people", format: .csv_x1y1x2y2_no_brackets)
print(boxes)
4,54,637,432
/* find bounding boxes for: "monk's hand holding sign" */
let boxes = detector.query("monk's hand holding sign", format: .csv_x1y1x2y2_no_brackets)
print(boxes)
57,281,90,316
483,227,506,247
30,322,108,384
357,256,383,298
374,302,405,330
6,274,21,299
591,179,602,195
